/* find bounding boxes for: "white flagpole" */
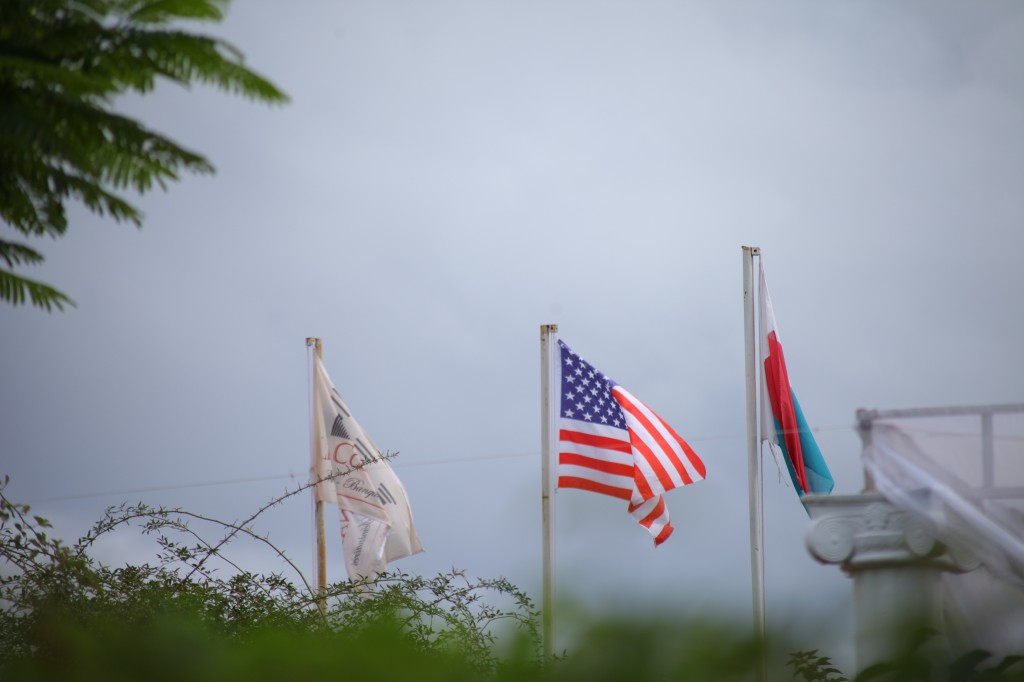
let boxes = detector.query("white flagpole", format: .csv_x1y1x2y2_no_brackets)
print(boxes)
306,337,328,604
540,323,558,660
742,247,766,679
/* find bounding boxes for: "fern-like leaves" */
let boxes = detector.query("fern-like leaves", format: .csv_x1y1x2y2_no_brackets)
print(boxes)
0,0,288,311
0,268,75,312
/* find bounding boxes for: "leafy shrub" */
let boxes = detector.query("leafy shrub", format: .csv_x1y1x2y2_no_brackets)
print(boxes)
0,476,538,679
4,476,1023,681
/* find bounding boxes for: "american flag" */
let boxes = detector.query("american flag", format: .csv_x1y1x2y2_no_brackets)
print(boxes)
556,339,706,545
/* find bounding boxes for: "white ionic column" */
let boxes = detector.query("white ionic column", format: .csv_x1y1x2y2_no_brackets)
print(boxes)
803,493,979,674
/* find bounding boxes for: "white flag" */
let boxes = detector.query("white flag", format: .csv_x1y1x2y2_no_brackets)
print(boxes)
312,356,423,580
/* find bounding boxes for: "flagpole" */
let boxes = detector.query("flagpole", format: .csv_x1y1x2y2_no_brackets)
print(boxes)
540,323,558,660
306,337,328,603
743,247,766,679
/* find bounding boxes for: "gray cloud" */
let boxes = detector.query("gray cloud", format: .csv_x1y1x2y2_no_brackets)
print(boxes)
2,1,1022,671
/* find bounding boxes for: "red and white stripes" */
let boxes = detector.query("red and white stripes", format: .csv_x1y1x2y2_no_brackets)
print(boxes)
554,339,705,546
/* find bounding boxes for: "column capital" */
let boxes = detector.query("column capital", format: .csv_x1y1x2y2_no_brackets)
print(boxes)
803,493,979,574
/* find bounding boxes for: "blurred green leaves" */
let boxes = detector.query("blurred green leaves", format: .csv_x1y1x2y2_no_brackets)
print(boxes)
3,475,1023,681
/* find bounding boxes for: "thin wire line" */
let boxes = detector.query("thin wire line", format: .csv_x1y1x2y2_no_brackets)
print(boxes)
26,425,859,504
891,426,1024,442
396,451,530,467
32,473,301,503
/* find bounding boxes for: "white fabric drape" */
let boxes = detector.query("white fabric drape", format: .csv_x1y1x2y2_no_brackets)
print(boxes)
862,408,1024,655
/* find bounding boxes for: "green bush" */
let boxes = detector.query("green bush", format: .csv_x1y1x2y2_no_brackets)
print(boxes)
0,475,539,679
3,476,1023,681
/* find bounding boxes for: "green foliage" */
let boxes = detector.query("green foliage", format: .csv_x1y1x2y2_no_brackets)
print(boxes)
788,632,1024,682
789,650,848,681
0,0,287,311
852,628,1024,682
541,615,771,682
0,475,541,679
4,473,1024,680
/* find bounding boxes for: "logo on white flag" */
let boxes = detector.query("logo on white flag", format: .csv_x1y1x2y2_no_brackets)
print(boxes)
312,355,423,581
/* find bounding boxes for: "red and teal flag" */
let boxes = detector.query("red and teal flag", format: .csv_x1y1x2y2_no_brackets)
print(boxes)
759,267,835,497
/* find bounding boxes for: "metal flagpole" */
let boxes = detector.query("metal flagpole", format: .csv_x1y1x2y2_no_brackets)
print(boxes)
540,323,558,660
742,247,766,680
306,337,328,605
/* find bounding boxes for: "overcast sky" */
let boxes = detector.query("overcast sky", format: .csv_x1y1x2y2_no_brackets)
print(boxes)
2,0,1022,670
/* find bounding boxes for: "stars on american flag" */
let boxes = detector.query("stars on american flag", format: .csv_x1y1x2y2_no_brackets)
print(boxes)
558,340,625,429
